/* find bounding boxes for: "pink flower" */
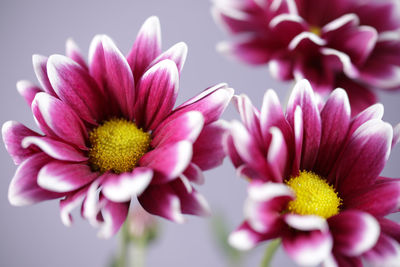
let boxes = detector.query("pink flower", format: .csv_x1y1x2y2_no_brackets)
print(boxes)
225,80,400,266
213,0,400,114
3,16,233,238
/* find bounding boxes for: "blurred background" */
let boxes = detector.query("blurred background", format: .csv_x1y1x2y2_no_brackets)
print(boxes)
0,1,399,266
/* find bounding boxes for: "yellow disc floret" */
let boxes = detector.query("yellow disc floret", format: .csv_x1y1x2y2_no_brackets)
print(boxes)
310,25,321,36
286,171,342,219
88,118,151,174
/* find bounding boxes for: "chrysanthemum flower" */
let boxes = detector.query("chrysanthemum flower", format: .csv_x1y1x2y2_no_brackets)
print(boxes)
226,80,400,266
212,0,400,114
3,16,233,238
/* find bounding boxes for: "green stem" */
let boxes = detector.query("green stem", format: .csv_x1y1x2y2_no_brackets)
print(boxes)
118,234,128,267
131,240,147,267
260,239,281,267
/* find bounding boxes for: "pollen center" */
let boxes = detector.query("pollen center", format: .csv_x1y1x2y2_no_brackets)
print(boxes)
88,118,151,174
309,25,321,36
286,171,341,219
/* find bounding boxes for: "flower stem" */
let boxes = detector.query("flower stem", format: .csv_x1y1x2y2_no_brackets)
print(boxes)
260,239,281,267
131,240,147,267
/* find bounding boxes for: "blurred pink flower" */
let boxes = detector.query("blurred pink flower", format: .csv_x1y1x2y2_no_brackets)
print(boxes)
3,16,233,238
225,80,400,266
213,0,400,114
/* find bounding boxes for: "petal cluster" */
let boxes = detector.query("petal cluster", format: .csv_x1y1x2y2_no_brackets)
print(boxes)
3,16,233,238
213,0,400,114
226,80,400,266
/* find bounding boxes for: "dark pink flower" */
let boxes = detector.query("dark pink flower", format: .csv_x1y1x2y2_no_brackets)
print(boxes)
213,0,400,114
225,80,400,266
3,16,233,238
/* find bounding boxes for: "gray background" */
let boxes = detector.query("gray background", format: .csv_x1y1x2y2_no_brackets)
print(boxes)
0,1,399,266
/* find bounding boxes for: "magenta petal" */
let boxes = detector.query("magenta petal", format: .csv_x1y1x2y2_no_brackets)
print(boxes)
155,84,233,134
135,59,179,130
32,54,57,96
81,176,104,226
348,103,383,136
267,127,288,183
2,121,41,165
38,161,98,193
224,132,245,168
282,229,333,266
260,89,292,148
328,210,380,256
192,121,229,170
217,39,272,65
8,153,63,206
229,221,276,250
60,186,89,226
16,80,43,106
97,196,129,239
149,42,188,74
287,80,321,170
378,218,400,243
316,88,350,179
65,38,88,70
31,93,87,149
364,234,400,266
182,163,205,185
392,123,400,148
101,167,153,202
22,136,88,162
47,54,105,124
335,120,392,195
170,178,211,216
140,141,192,181
127,16,162,81
89,35,135,119
138,184,184,223
292,106,303,176
345,179,400,216
151,111,204,148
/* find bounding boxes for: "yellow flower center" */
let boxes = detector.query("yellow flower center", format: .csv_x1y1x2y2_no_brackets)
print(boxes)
88,118,151,174
309,25,321,36
286,171,341,219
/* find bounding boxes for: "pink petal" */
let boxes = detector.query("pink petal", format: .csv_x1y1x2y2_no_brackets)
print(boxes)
88,35,135,119
47,54,105,125
320,48,358,78
2,121,41,164
291,106,303,176
65,38,88,70
266,127,288,183
22,136,88,162
81,176,104,226
16,80,43,106
378,218,400,243
155,83,233,133
282,228,333,266
101,167,153,202
97,196,129,239
335,120,392,196
138,184,184,223
135,59,179,130
127,16,162,82
151,111,204,148
8,153,63,206
286,79,321,170
269,14,307,45
217,39,272,65
328,210,380,256
392,123,400,148
224,132,245,168
288,32,326,50
192,121,229,170
348,103,383,136
149,42,188,74
345,178,400,217
37,161,98,193
32,54,57,96
315,88,351,179
228,221,278,250
140,141,192,182
284,214,328,232
31,93,87,150
60,186,89,226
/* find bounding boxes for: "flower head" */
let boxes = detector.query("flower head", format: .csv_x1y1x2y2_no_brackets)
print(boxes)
213,0,400,114
226,80,400,266
3,16,233,238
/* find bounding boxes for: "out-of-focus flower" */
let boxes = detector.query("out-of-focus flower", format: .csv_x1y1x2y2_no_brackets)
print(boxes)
212,0,400,114
226,80,400,266
3,16,233,238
